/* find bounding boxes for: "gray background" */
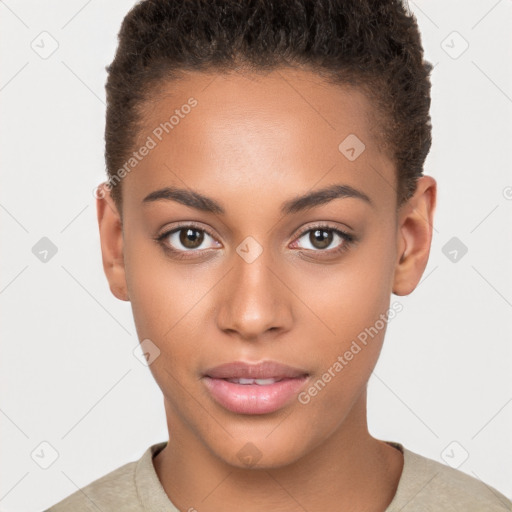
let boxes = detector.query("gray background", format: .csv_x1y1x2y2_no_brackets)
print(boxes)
1,1,511,510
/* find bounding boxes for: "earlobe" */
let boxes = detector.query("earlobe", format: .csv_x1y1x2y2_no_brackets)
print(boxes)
96,183,130,301
392,176,437,296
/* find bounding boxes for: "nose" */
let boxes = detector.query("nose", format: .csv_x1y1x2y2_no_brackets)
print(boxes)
216,246,294,341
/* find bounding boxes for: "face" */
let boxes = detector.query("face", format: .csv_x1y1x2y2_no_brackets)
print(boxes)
98,68,435,469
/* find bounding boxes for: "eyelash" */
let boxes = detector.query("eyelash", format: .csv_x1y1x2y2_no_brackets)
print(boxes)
155,222,355,260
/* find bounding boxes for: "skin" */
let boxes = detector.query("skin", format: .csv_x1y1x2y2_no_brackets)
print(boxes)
97,67,436,511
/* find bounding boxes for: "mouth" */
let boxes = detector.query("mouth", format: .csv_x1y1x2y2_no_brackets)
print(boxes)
224,377,286,385
202,361,309,415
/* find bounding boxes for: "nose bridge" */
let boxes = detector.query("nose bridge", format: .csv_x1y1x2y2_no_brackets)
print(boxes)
216,239,292,339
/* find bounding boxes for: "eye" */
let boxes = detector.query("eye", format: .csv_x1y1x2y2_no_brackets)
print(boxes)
157,224,220,253
156,222,354,260
291,224,354,254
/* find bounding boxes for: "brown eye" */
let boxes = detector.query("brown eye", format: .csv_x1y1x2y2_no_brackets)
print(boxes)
157,224,220,255
179,228,204,249
292,225,354,255
309,229,333,249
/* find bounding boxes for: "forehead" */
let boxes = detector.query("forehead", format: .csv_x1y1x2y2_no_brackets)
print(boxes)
140,67,378,148
124,68,395,211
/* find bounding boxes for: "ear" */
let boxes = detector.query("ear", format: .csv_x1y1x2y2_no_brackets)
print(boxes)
96,183,130,301
392,176,437,296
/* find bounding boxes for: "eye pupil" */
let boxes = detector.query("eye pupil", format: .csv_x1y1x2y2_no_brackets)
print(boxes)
180,228,204,249
310,229,333,249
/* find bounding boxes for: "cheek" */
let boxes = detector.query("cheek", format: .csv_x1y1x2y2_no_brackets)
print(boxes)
298,239,395,347
123,234,176,355
295,233,396,401
125,259,170,340
123,233,194,332
123,235,220,370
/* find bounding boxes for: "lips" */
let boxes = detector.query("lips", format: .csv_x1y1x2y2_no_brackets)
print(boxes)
202,361,309,415
204,360,308,380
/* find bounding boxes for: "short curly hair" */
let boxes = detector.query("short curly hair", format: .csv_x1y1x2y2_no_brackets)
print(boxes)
104,0,433,209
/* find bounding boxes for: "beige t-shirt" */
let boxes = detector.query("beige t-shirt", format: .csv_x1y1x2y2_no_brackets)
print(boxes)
46,441,511,511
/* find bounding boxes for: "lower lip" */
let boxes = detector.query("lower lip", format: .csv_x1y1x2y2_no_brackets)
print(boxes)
202,376,308,415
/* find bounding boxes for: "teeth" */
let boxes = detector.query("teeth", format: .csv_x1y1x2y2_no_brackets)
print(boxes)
255,378,277,385
227,378,279,385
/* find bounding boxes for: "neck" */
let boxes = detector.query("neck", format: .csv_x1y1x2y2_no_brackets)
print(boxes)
154,391,403,512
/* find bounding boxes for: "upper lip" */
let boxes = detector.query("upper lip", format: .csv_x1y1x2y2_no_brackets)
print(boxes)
203,361,309,380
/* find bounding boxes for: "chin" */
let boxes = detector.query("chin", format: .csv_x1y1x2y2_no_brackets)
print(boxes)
206,424,317,470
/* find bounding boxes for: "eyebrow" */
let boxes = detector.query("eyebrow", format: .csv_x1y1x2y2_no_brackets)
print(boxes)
142,183,372,215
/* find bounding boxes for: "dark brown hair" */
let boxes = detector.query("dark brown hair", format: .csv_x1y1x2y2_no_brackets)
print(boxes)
105,0,432,208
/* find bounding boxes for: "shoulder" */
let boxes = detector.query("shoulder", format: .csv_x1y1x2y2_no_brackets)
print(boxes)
45,443,167,512
45,460,138,511
388,444,512,511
